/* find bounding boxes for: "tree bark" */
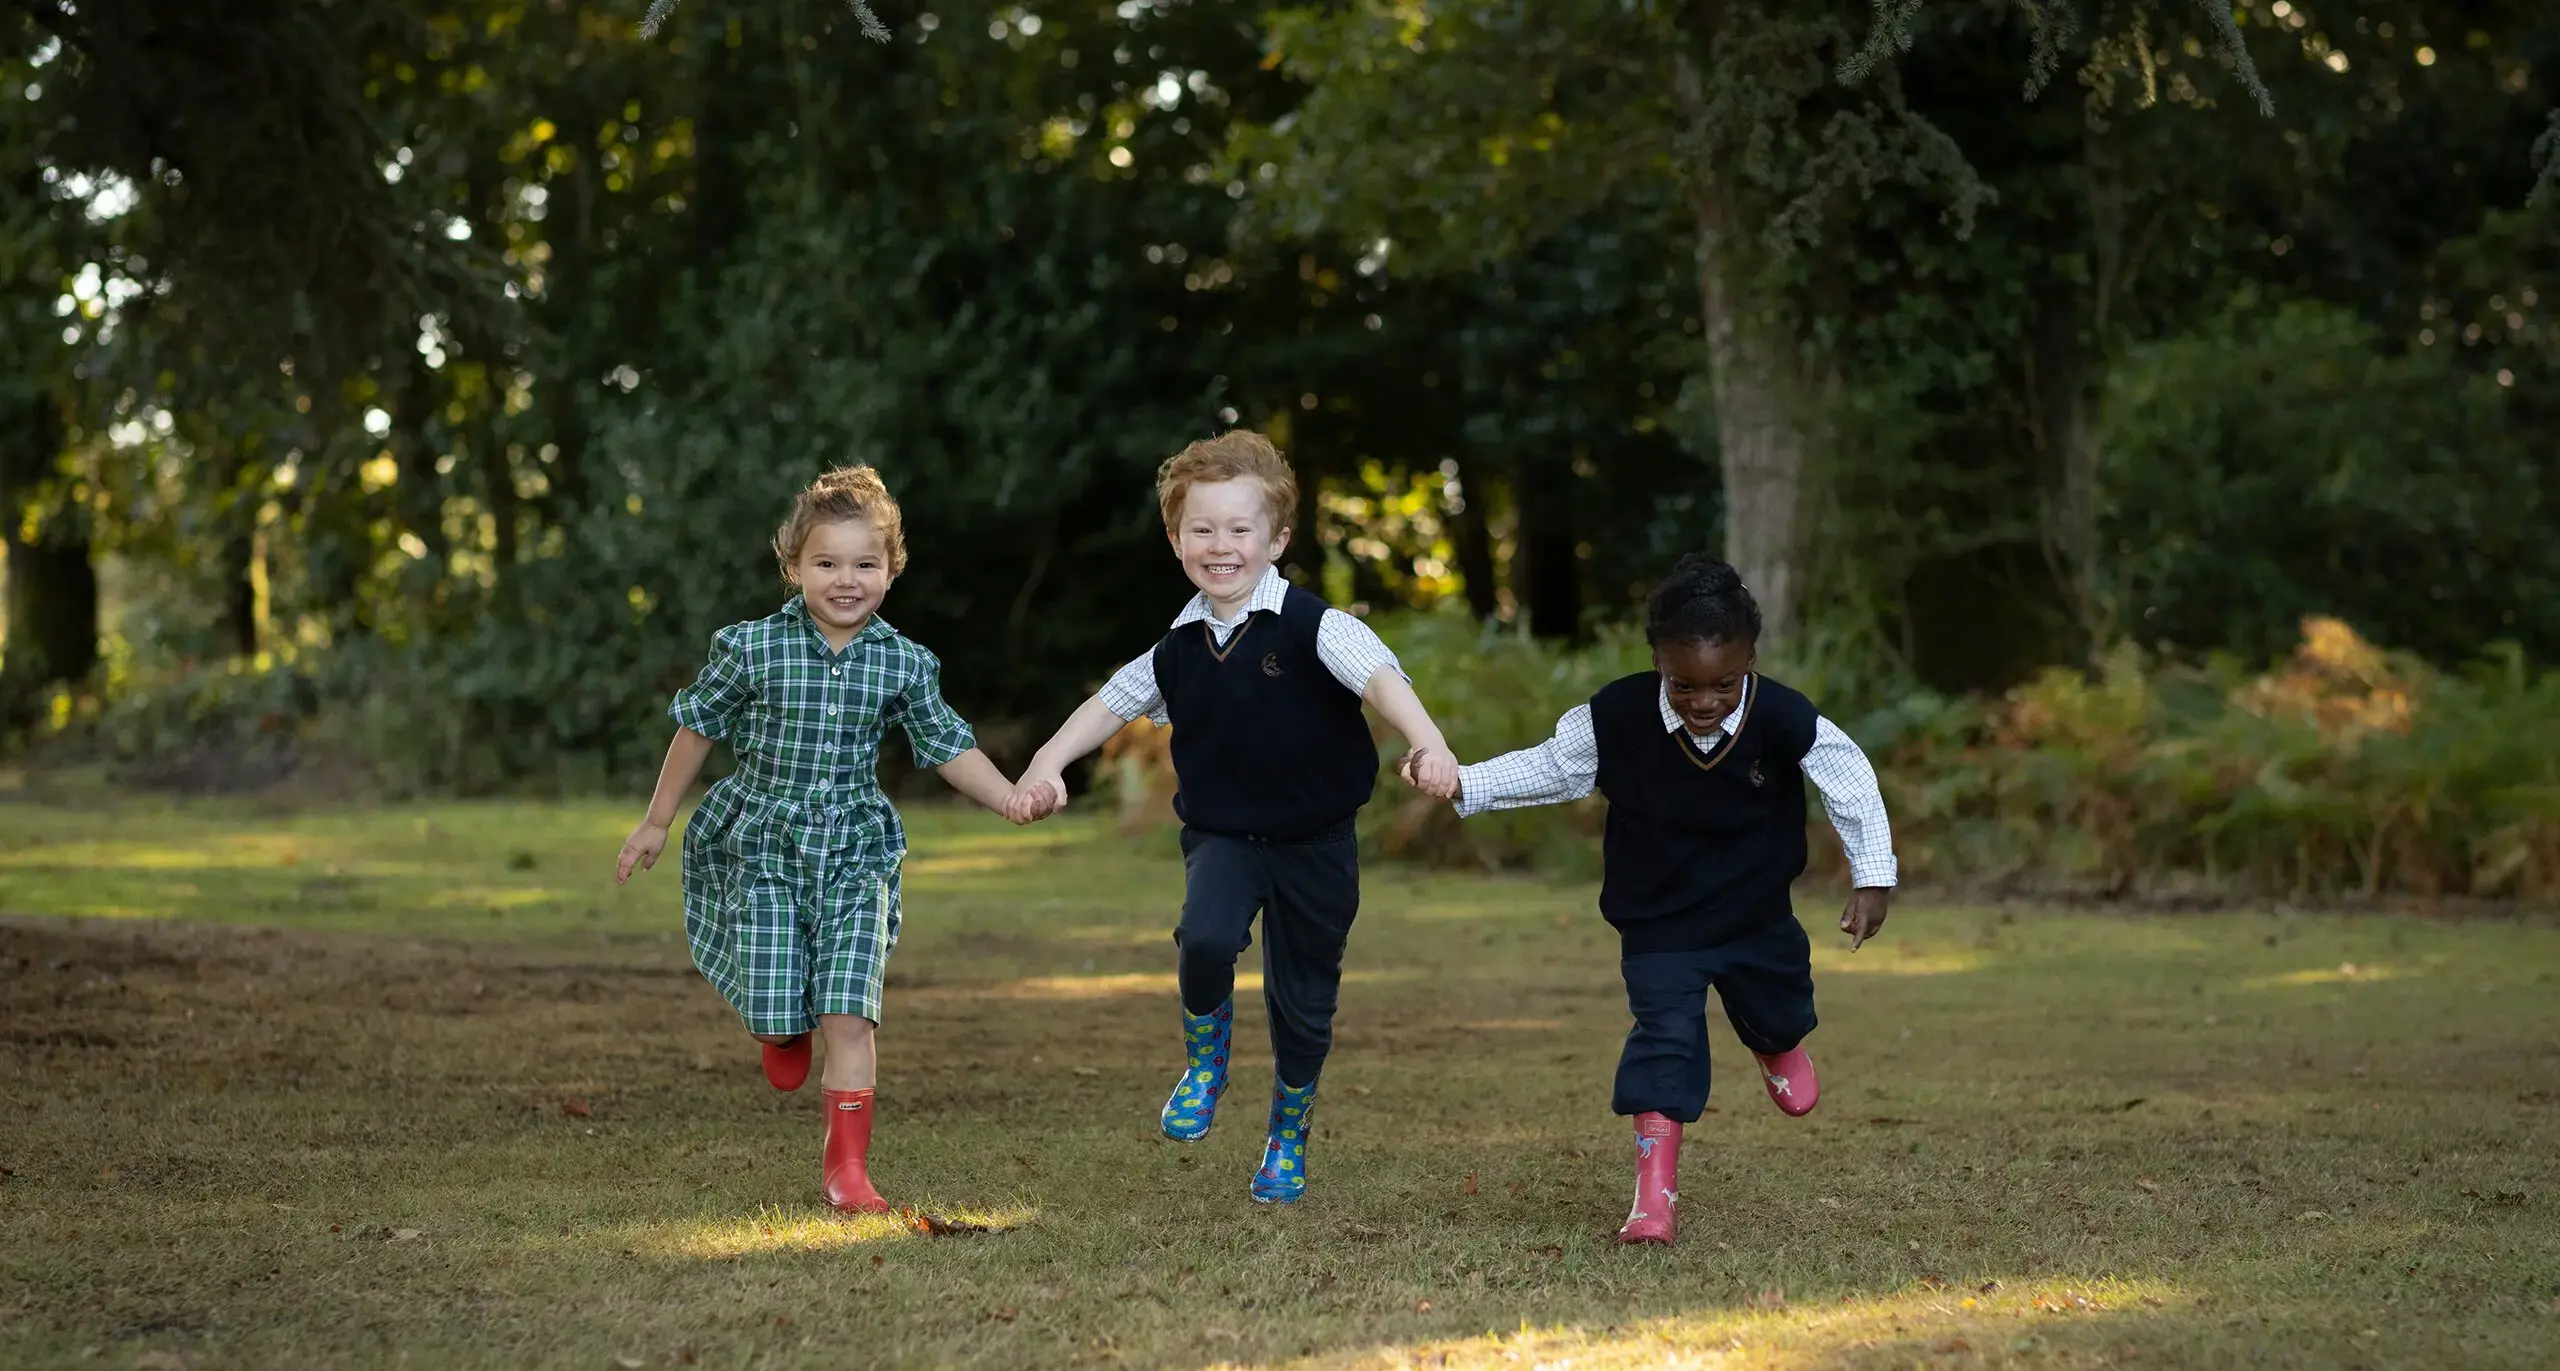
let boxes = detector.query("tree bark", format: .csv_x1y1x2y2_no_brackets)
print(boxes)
1450,460,1500,621
1672,45,1816,648
212,435,258,657
0,390,98,690
1511,456,1580,639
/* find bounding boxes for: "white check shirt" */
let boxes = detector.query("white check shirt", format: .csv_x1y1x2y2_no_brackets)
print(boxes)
1454,676,1899,888
1098,566,1404,724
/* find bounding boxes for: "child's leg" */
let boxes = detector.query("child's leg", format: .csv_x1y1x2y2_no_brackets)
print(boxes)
1613,949,1716,1123
1714,915,1821,1117
1162,831,1266,1140
1612,947,1715,1244
807,874,896,1212
1257,832,1359,1089
816,1014,877,1092
1246,831,1357,1204
1172,829,1267,1014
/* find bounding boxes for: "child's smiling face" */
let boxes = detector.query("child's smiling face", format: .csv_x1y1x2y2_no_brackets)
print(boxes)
1654,636,1757,736
791,517,893,646
1169,476,1289,615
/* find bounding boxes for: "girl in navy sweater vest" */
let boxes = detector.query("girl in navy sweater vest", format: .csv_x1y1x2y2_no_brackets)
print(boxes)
1436,556,1897,1246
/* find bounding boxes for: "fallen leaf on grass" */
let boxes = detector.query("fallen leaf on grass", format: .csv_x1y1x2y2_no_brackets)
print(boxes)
987,1306,1019,1323
906,1210,994,1236
869,1255,883,1268
1978,1280,2003,1294
2297,1210,2330,1222
562,1098,593,1118
1460,1172,1478,1196
2136,1177,2160,1193
613,1357,643,1370
1530,1244,1563,1261
1071,1066,1100,1078
1934,1338,1972,1354
1917,1275,1950,1291
387,1228,421,1243
671,1347,698,1366
1747,1289,1786,1310
1415,1300,1433,1313
1816,1196,1842,1208
1350,1085,1372,1096
134,1353,187,1371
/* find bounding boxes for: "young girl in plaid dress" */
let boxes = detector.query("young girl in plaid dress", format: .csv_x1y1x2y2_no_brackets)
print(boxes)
616,466,1021,1212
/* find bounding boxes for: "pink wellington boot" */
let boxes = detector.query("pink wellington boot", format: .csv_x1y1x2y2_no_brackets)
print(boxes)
760,1034,812,1091
1615,1112,1683,1246
1752,1044,1819,1117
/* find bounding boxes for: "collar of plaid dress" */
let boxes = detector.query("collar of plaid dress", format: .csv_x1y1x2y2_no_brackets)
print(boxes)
781,594,898,650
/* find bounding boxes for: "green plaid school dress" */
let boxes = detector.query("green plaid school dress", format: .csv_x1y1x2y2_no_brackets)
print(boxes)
670,597,975,1033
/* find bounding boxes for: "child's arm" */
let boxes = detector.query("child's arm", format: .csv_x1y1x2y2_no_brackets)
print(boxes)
1009,646,1165,820
1435,705,1601,817
618,727,714,884
1363,671,1457,799
1802,717,1896,951
934,749,1017,815
1009,693,1135,820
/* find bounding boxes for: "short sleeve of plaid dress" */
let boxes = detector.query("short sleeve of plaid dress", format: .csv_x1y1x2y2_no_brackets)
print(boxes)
669,598,977,1033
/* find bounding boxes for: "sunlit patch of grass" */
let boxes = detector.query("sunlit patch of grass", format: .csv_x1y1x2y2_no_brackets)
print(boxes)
1265,1274,2194,1370
1811,945,1986,976
971,967,1427,1000
2243,960,2409,988
587,1203,1040,1259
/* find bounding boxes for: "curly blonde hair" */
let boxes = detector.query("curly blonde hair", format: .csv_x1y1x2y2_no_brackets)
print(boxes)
1155,430,1298,537
773,465,908,580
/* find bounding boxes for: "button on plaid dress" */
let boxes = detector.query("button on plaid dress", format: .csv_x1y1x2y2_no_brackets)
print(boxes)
670,598,976,1032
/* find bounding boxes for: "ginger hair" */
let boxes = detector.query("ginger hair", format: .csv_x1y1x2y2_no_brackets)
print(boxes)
773,465,908,580
1155,430,1299,538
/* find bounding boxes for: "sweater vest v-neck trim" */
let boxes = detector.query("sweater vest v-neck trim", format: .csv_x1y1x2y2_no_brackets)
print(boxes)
1590,670,1818,952
1152,584,1378,840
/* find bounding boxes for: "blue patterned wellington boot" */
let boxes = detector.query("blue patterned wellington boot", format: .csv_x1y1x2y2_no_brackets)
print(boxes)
1249,1077,1319,1204
1159,998,1233,1142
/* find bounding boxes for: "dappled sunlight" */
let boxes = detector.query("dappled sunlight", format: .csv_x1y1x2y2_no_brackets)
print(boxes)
1254,1274,2193,1370
902,851,1040,878
1812,946,1985,977
2242,961,2409,989
425,885,568,911
559,1203,1039,1260
971,967,1425,1001
0,840,430,879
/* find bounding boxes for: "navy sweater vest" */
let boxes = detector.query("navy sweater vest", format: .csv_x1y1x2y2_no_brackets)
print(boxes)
1153,585,1378,840
1591,671,1818,953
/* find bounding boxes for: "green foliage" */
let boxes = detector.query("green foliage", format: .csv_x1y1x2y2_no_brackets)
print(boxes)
1100,612,2560,901
2098,300,2558,667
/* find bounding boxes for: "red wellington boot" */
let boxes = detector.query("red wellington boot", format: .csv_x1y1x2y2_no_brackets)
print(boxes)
1615,1112,1683,1246
760,1034,812,1092
820,1088,891,1213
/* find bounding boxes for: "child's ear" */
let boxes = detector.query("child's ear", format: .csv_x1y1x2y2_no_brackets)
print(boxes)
1269,524,1292,559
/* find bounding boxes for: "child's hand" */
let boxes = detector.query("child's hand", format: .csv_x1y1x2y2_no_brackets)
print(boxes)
1005,773,1067,824
1396,746,1460,801
1840,887,1890,951
617,822,668,884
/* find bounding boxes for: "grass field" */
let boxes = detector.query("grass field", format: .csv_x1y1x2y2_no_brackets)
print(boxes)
3,783,2558,1370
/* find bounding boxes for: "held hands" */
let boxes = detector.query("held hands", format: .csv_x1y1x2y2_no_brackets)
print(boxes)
1840,887,1890,951
1003,772,1069,825
616,821,668,885
1395,745,1459,802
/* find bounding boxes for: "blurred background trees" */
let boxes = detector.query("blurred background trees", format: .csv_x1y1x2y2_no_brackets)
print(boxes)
2,1,2554,892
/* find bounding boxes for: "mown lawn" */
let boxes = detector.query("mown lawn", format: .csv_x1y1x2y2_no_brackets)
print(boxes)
2,785,2557,1370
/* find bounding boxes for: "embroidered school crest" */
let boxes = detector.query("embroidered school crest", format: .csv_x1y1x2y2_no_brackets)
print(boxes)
1260,652,1283,678
1747,759,1766,787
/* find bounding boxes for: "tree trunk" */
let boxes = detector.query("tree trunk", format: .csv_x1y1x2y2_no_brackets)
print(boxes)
1281,411,1326,588
0,390,98,690
1450,460,1499,621
392,358,448,564
1672,43,1816,648
1511,456,1580,639
212,436,258,657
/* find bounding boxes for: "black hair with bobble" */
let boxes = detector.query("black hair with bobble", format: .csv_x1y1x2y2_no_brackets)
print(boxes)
1644,553,1762,648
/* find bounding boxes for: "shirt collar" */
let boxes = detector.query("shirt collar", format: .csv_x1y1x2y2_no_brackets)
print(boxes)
1658,673,1752,740
782,595,893,653
1168,564,1288,629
